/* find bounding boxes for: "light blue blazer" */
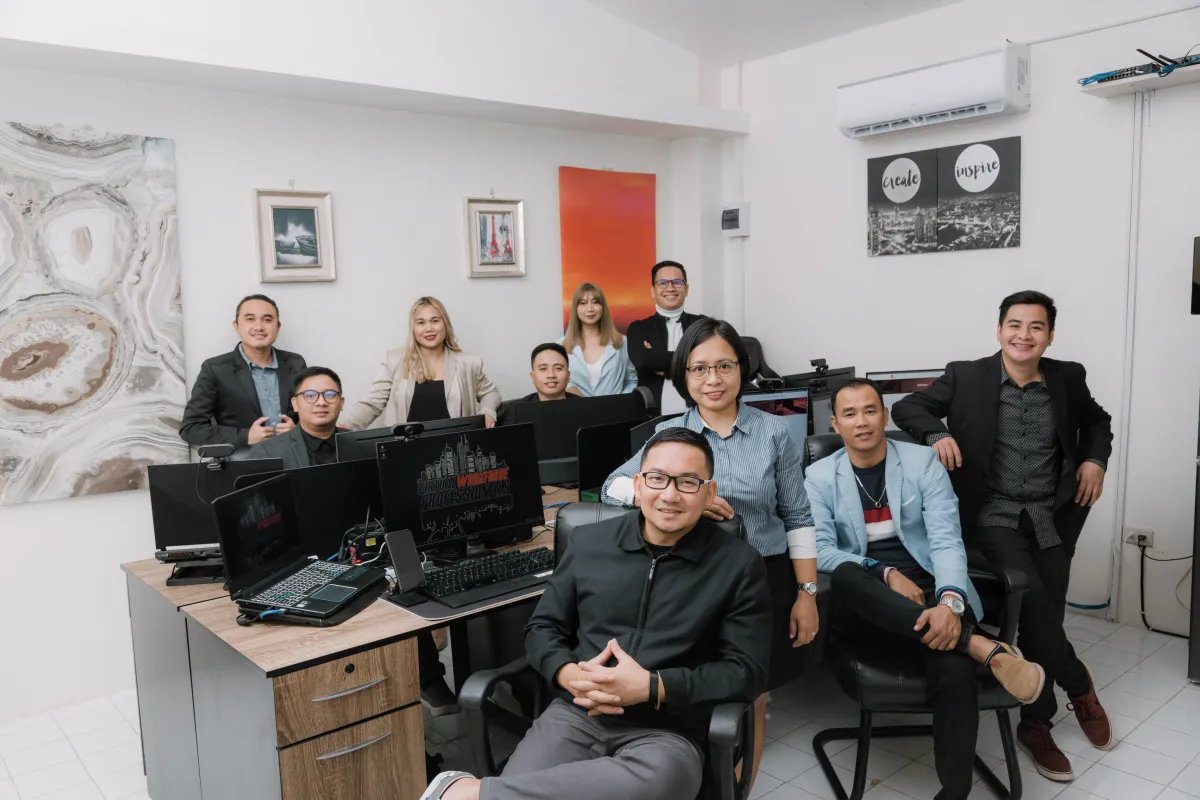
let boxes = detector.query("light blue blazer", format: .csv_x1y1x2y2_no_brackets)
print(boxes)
556,337,638,397
804,439,983,620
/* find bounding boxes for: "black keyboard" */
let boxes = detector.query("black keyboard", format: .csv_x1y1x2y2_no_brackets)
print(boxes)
422,547,555,609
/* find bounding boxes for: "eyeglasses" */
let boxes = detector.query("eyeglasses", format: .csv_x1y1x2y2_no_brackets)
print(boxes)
296,389,341,403
640,472,710,493
654,278,685,289
685,361,739,380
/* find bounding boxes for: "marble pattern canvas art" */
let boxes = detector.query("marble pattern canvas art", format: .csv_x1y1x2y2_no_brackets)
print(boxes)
0,122,185,505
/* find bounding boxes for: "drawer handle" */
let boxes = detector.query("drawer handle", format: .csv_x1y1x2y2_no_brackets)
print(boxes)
311,677,388,703
315,732,391,761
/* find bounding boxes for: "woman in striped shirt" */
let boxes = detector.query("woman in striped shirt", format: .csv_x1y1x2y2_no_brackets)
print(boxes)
603,317,817,788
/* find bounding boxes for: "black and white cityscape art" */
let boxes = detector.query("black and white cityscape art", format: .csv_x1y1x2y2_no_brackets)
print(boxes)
867,136,1021,257
936,137,1021,251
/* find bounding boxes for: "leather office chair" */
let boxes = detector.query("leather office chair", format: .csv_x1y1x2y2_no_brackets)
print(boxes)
742,336,780,382
801,432,1028,799
459,502,756,800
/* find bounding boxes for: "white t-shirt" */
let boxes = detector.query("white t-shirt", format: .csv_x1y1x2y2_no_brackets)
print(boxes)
656,306,688,414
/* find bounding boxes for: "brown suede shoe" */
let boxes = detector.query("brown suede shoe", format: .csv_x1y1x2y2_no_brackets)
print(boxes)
1068,666,1114,750
1017,721,1075,781
985,642,1046,704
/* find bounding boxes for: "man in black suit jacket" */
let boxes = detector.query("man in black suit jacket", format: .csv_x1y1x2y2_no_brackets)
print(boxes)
179,295,308,450
249,366,344,469
892,291,1113,783
624,261,704,413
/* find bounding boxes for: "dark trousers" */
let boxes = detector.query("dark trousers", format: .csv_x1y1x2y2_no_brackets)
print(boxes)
973,518,1089,726
831,563,978,800
418,630,447,689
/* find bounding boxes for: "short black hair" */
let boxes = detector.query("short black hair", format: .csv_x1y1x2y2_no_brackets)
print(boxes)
651,260,688,285
640,427,714,478
669,318,752,407
830,378,885,415
530,342,569,368
292,366,342,396
999,290,1057,330
235,294,279,320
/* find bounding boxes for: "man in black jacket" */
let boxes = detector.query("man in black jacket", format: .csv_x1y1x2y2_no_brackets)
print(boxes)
179,295,308,451
625,261,704,413
422,428,771,800
891,290,1114,782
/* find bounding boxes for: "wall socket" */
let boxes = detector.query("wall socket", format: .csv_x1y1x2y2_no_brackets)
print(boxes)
1124,528,1155,547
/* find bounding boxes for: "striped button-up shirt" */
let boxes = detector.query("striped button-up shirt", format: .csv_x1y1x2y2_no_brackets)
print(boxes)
602,402,815,558
238,344,282,421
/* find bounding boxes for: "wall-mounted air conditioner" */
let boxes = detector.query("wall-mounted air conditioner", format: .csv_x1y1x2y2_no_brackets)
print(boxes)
836,43,1031,139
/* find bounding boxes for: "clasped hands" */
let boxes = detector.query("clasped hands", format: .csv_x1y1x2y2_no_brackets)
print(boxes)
557,639,653,717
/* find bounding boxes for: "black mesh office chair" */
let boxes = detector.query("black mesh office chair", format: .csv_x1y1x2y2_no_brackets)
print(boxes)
458,503,756,800
802,432,1028,800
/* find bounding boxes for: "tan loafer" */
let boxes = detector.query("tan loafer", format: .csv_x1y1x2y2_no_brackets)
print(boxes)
985,642,1046,705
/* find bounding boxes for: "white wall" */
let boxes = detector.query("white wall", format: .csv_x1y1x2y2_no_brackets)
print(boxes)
733,0,1200,615
0,62,688,722
0,0,700,112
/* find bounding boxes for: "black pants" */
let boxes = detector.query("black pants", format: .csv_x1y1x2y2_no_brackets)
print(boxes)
973,518,1089,726
831,563,978,800
418,630,447,690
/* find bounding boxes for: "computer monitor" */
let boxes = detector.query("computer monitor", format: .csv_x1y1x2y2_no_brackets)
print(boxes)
335,415,487,463
232,458,383,558
629,414,682,454
742,388,809,454
211,473,304,595
865,369,945,431
510,395,647,460
783,366,856,393
376,423,544,554
577,421,636,501
147,458,284,552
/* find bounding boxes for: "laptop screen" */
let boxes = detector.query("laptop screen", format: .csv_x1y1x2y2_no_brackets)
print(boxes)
212,473,305,594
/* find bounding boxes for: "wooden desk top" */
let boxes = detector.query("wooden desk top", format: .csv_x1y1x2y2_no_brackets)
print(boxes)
121,559,229,609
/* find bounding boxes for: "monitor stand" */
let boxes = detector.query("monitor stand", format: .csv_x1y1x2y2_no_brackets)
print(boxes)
463,536,495,559
166,559,226,586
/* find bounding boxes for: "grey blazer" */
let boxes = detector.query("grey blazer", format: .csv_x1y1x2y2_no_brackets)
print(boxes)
340,347,502,430
246,426,312,470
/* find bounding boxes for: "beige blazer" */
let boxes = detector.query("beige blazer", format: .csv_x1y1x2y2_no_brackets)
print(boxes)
341,347,502,431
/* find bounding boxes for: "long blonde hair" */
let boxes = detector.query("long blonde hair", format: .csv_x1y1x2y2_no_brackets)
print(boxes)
563,283,622,353
402,296,462,382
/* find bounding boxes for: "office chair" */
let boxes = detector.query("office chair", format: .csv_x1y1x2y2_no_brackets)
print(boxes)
802,432,1029,800
741,336,780,381
459,502,756,800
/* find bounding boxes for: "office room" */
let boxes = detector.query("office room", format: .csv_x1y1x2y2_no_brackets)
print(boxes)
0,0,1198,798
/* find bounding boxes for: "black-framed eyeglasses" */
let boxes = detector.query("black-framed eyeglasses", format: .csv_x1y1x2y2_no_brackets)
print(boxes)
685,361,739,380
640,472,710,493
654,278,685,288
296,389,341,403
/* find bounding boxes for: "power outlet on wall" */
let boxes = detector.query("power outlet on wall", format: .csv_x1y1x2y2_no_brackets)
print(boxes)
1124,528,1155,548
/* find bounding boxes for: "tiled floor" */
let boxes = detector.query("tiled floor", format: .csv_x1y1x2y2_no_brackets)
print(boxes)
0,615,1193,800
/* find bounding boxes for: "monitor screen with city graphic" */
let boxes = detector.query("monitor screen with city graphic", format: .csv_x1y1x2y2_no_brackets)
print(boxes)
377,423,544,551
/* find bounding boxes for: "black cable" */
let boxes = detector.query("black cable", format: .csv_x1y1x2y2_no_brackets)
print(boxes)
1143,553,1193,563
1138,544,1190,639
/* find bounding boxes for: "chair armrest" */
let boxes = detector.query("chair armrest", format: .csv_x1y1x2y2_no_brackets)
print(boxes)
967,566,1029,646
708,702,754,800
459,656,536,776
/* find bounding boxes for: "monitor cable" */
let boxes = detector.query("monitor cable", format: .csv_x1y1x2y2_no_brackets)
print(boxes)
1137,543,1191,639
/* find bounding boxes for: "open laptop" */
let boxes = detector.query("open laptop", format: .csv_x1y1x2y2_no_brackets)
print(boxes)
212,473,385,618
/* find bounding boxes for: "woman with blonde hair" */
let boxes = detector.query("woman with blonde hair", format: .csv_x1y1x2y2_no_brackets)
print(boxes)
557,282,637,397
342,296,502,431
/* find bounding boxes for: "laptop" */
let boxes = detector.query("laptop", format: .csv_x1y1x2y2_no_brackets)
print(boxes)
212,473,385,619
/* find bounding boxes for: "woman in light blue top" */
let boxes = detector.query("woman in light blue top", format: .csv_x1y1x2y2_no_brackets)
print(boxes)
557,282,637,397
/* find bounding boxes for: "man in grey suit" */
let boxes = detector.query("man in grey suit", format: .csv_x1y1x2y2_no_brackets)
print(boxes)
248,366,345,468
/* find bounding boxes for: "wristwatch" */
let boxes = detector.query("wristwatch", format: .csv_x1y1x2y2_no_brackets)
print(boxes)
938,594,965,616
797,581,818,596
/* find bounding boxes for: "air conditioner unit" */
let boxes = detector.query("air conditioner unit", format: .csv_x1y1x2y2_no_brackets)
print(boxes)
836,44,1031,139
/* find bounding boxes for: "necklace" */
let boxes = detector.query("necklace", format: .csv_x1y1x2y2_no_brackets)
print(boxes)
853,473,887,508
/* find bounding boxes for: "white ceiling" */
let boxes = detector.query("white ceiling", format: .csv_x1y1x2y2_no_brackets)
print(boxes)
584,0,963,67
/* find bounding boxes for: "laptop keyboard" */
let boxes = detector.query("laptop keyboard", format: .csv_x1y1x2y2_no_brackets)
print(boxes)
249,561,350,606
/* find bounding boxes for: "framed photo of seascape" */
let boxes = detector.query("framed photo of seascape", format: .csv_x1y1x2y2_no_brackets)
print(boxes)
256,190,336,282
465,197,525,278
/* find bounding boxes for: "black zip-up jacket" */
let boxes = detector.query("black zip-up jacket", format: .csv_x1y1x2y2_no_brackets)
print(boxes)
525,512,771,742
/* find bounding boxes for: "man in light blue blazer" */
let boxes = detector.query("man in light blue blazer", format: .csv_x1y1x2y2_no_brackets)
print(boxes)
806,379,1045,800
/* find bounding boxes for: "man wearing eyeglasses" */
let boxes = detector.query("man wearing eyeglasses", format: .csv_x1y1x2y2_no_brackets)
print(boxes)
422,426,770,800
248,366,345,469
625,261,705,414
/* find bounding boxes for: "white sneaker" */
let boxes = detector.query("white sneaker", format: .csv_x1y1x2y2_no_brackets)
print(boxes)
420,771,475,800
